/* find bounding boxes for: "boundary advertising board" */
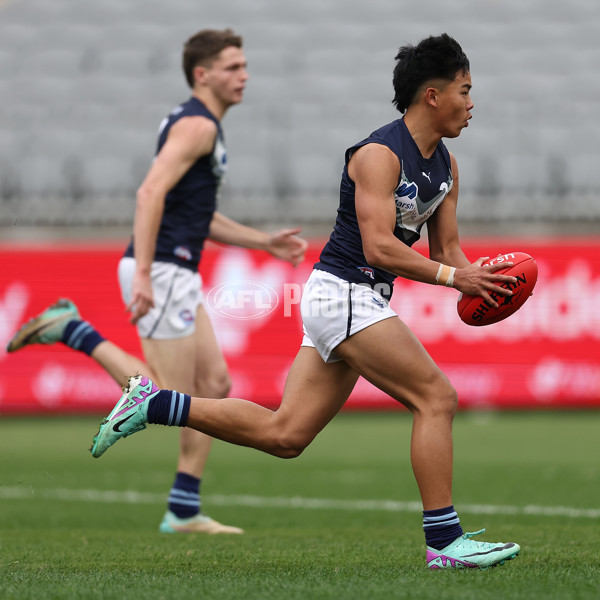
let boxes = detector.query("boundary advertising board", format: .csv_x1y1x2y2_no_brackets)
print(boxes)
1,238,598,413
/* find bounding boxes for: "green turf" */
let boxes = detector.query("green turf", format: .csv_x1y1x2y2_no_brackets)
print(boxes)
0,411,599,599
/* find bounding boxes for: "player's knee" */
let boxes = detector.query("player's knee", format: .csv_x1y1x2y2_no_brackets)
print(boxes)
429,382,458,418
214,372,232,397
195,370,231,398
411,377,457,419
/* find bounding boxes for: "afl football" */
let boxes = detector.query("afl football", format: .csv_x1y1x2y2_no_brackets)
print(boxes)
457,252,538,326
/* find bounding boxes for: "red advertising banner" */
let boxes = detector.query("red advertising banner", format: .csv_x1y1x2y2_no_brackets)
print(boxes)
1,238,599,413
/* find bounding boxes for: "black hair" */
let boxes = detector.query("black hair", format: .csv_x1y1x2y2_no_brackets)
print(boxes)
392,33,470,113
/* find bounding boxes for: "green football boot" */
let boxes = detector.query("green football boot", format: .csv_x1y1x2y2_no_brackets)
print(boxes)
6,298,80,352
90,375,157,458
427,529,520,569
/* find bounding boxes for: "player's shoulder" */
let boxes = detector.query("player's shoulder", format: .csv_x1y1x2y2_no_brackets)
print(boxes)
168,97,219,133
441,147,458,181
157,113,218,161
363,119,413,159
353,141,397,164
367,118,404,142
348,140,399,186
175,113,218,132
348,120,402,159
169,113,218,143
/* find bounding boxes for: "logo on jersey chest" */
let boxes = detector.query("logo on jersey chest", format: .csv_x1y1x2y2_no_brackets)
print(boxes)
396,180,418,203
394,166,452,230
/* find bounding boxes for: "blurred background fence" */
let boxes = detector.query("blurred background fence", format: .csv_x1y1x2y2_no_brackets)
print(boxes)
1,0,599,231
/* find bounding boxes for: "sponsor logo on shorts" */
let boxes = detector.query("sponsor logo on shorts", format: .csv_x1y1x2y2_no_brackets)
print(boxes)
179,309,195,326
371,295,387,309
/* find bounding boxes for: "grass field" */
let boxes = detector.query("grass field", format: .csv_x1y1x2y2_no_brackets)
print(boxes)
0,411,599,600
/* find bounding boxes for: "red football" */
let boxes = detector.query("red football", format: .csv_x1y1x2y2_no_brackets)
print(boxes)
457,252,538,326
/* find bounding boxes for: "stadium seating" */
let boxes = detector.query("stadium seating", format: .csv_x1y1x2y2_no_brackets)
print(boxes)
0,0,597,226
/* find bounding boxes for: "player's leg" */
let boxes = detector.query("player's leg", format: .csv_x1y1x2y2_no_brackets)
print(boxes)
91,346,359,460
179,304,231,477
89,347,358,536
185,346,359,457
118,257,230,533
6,298,159,388
140,305,241,534
334,316,456,510
127,345,358,459
91,341,160,388
333,317,520,569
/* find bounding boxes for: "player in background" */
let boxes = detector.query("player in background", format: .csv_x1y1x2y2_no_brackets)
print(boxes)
7,28,307,534
90,33,521,568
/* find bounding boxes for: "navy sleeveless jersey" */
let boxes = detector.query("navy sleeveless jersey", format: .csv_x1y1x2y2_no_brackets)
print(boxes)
124,97,227,271
314,118,453,299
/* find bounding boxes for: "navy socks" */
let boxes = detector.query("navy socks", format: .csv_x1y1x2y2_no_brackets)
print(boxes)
147,390,191,427
61,320,105,356
423,505,464,550
168,472,201,518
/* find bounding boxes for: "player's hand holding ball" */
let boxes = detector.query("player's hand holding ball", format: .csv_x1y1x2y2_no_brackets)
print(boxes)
455,252,538,326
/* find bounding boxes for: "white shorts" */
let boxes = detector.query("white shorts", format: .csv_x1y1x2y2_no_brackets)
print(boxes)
118,257,204,340
301,269,397,363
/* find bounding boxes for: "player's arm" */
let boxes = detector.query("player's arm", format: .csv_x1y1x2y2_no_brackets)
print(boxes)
128,116,217,323
426,152,517,305
352,144,515,305
208,212,307,267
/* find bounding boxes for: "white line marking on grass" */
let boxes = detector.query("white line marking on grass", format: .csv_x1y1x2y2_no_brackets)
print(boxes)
0,486,598,519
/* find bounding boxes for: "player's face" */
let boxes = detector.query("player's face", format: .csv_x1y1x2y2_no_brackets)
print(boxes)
435,71,473,138
203,46,249,108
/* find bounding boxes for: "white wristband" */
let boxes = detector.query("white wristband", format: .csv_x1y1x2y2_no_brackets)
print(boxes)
446,267,456,287
435,264,456,287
